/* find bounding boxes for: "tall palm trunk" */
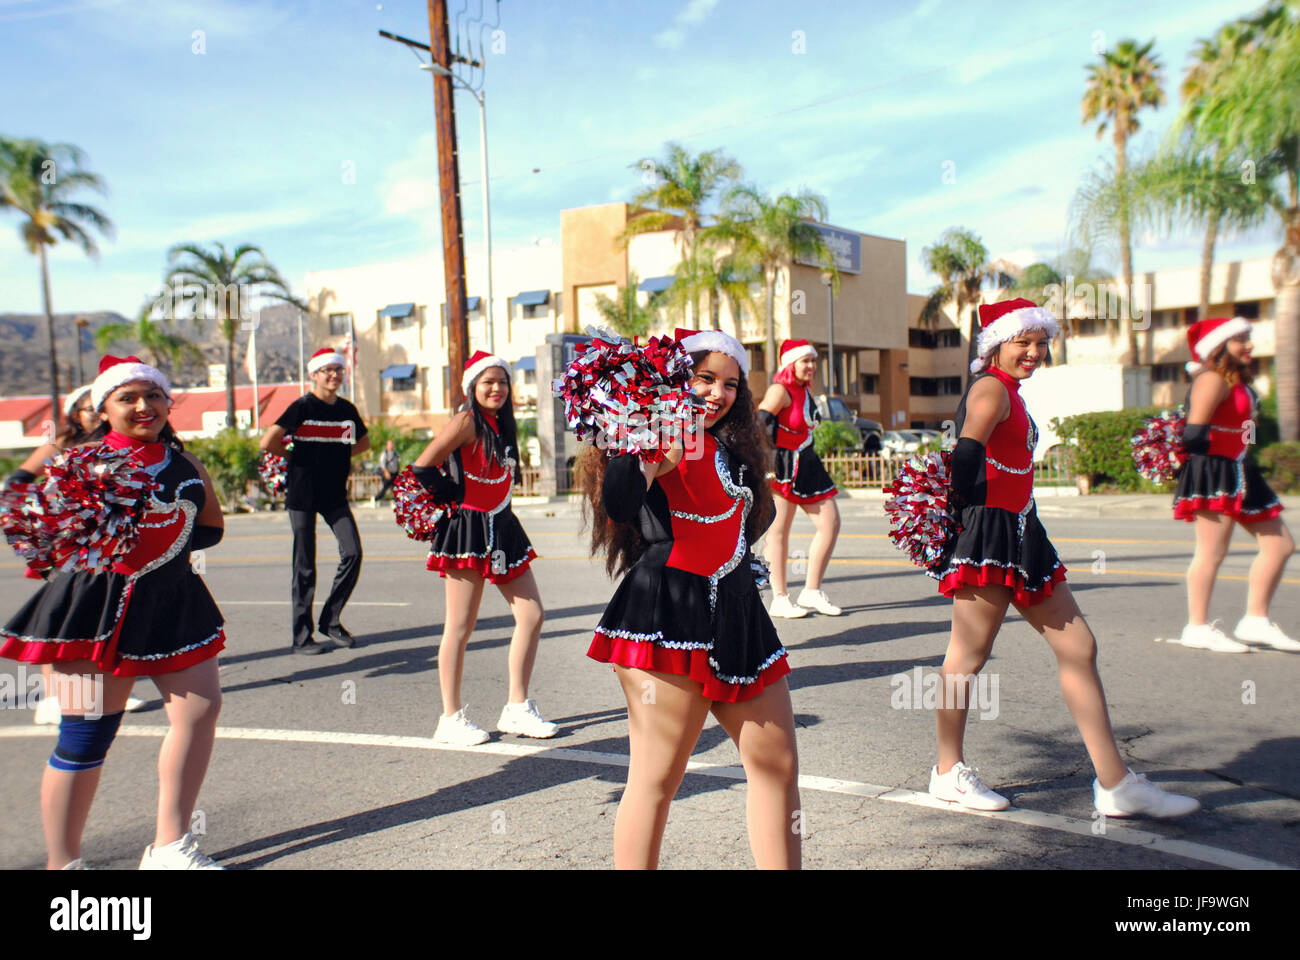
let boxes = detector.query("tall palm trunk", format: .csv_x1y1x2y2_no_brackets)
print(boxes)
1274,202,1300,442
225,333,236,429
1199,214,1220,323
764,267,777,377
39,244,60,434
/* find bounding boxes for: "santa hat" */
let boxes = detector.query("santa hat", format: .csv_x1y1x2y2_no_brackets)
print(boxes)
62,384,93,417
674,327,749,376
1185,317,1251,374
462,350,511,392
970,298,1060,374
91,355,172,411
779,338,817,369
307,347,347,375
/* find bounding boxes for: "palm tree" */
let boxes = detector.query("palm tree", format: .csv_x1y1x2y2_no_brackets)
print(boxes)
921,227,994,384
161,242,295,427
1081,37,1166,363
592,273,655,338
622,143,742,331
1184,1,1299,440
94,297,206,378
708,184,836,377
0,138,113,431
668,243,759,332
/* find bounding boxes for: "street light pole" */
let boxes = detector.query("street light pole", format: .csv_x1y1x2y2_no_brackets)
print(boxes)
822,272,836,395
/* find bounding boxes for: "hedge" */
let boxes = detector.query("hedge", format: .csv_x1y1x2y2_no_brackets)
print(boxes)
1259,442,1300,494
187,429,261,509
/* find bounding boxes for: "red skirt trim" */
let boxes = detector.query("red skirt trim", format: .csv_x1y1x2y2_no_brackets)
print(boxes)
772,481,837,505
588,630,790,704
1174,496,1284,524
427,548,536,584
938,561,1067,608
0,628,224,677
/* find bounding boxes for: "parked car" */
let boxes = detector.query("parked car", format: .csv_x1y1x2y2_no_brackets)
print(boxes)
815,395,884,454
881,430,923,457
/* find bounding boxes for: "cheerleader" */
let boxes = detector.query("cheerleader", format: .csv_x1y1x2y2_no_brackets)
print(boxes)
1171,317,1296,653
8,385,146,725
925,300,1198,818
412,351,555,745
579,329,800,869
758,339,842,618
1,355,226,869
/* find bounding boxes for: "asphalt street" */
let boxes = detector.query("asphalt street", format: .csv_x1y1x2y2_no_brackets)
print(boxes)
1,496,1297,870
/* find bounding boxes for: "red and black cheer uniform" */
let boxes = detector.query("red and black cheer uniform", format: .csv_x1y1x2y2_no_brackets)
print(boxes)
590,431,789,703
929,367,1066,606
1173,378,1282,524
771,375,837,504
1,432,225,675
426,412,536,584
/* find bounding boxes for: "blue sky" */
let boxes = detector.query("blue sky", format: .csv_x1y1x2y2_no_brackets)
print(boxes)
0,0,1279,318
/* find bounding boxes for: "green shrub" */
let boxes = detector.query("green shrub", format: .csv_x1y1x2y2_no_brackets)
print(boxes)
1257,390,1280,447
813,420,860,457
188,429,261,509
1051,407,1169,492
366,421,430,467
1259,442,1300,494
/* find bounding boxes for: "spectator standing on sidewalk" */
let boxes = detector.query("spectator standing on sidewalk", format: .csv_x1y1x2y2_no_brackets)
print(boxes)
373,439,401,505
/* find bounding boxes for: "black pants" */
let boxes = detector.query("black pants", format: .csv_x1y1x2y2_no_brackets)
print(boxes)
375,473,397,502
289,504,362,647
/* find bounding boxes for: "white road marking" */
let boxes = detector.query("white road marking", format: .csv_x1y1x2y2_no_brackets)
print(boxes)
216,601,411,607
0,724,1288,870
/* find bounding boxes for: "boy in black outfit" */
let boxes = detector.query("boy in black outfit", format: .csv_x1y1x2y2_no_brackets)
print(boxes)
261,347,370,654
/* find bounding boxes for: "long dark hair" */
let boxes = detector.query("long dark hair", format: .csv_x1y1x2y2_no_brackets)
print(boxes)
464,368,522,483
1208,343,1251,387
56,406,95,450
580,350,774,577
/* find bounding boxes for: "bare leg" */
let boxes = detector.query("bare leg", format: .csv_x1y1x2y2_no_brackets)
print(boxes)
42,663,136,869
764,495,797,596
1187,511,1234,625
152,656,222,847
1016,583,1127,788
613,667,712,870
936,585,1007,774
439,569,486,715
802,498,841,592
711,678,801,869
1242,517,1295,618
496,568,545,703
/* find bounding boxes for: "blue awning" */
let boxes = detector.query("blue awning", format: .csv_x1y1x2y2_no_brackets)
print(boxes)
466,296,481,311
514,289,550,307
638,276,675,294
512,356,536,371
379,303,415,319
380,364,417,379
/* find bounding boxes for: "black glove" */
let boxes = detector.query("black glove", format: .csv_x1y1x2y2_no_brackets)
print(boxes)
602,454,649,524
1181,423,1210,455
412,465,465,505
950,437,987,504
758,410,779,445
6,468,36,488
192,525,224,550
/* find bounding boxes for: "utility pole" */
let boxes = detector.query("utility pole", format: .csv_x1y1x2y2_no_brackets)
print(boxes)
428,0,470,409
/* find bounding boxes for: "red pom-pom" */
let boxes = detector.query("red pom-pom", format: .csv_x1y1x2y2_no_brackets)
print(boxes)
2,444,160,576
1130,408,1186,484
392,466,455,542
883,450,957,569
258,440,292,495
551,328,705,463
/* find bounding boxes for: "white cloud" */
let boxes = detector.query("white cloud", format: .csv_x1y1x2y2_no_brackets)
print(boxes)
653,0,721,50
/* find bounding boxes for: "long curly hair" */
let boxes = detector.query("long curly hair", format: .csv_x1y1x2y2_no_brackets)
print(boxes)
579,350,774,577
1208,343,1251,387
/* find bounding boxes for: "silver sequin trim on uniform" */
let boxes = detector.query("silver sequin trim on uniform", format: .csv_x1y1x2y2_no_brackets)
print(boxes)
987,456,1032,475
709,645,787,686
670,498,741,525
119,627,222,661
464,468,510,484
706,443,754,615
595,627,710,651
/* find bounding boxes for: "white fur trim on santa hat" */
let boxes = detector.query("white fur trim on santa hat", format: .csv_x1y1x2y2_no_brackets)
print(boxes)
679,330,749,376
462,354,511,392
971,305,1060,374
1192,317,1251,365
62,384,93,417
307,351,347,374
91,362,171,411
780,343,817,368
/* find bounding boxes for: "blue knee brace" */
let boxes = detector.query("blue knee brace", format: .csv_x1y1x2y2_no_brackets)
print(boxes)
48,711,125,772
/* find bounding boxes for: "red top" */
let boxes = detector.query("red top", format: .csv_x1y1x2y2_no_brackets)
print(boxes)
460,413,512,512
657,431,748,578
102,431,200,576
775,380,815,451
1206,381,1254,459
983,369,1035,513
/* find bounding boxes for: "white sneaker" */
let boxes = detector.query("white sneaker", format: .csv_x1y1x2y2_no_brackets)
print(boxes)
928,761,1010,811
434,706,490,746
1178,622,1250,653
769,593,810,619
497,699,559,739
1233,616,1300,652
124,695,147,712
796,588,842,616
1094,770,1200,819
60,858,88,870
139,832,224,870
34,696,61,726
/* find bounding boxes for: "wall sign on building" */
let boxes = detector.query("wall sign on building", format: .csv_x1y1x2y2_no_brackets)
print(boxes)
796,225,861,275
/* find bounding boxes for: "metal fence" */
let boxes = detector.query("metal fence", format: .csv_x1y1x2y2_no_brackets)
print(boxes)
819,447,1076,489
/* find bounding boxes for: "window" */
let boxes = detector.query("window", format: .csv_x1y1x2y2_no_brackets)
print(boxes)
1183,307,1199,325
939,376,962,395
1151,363,1182,383
523,368,536,385
938,330,961,349
328,312,352,337
1234,301,1260,319
391,375,417,392
859,374,878,394
1076,318,1100,336
910,377,937,397
909,329,937,349
442,366,451,409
